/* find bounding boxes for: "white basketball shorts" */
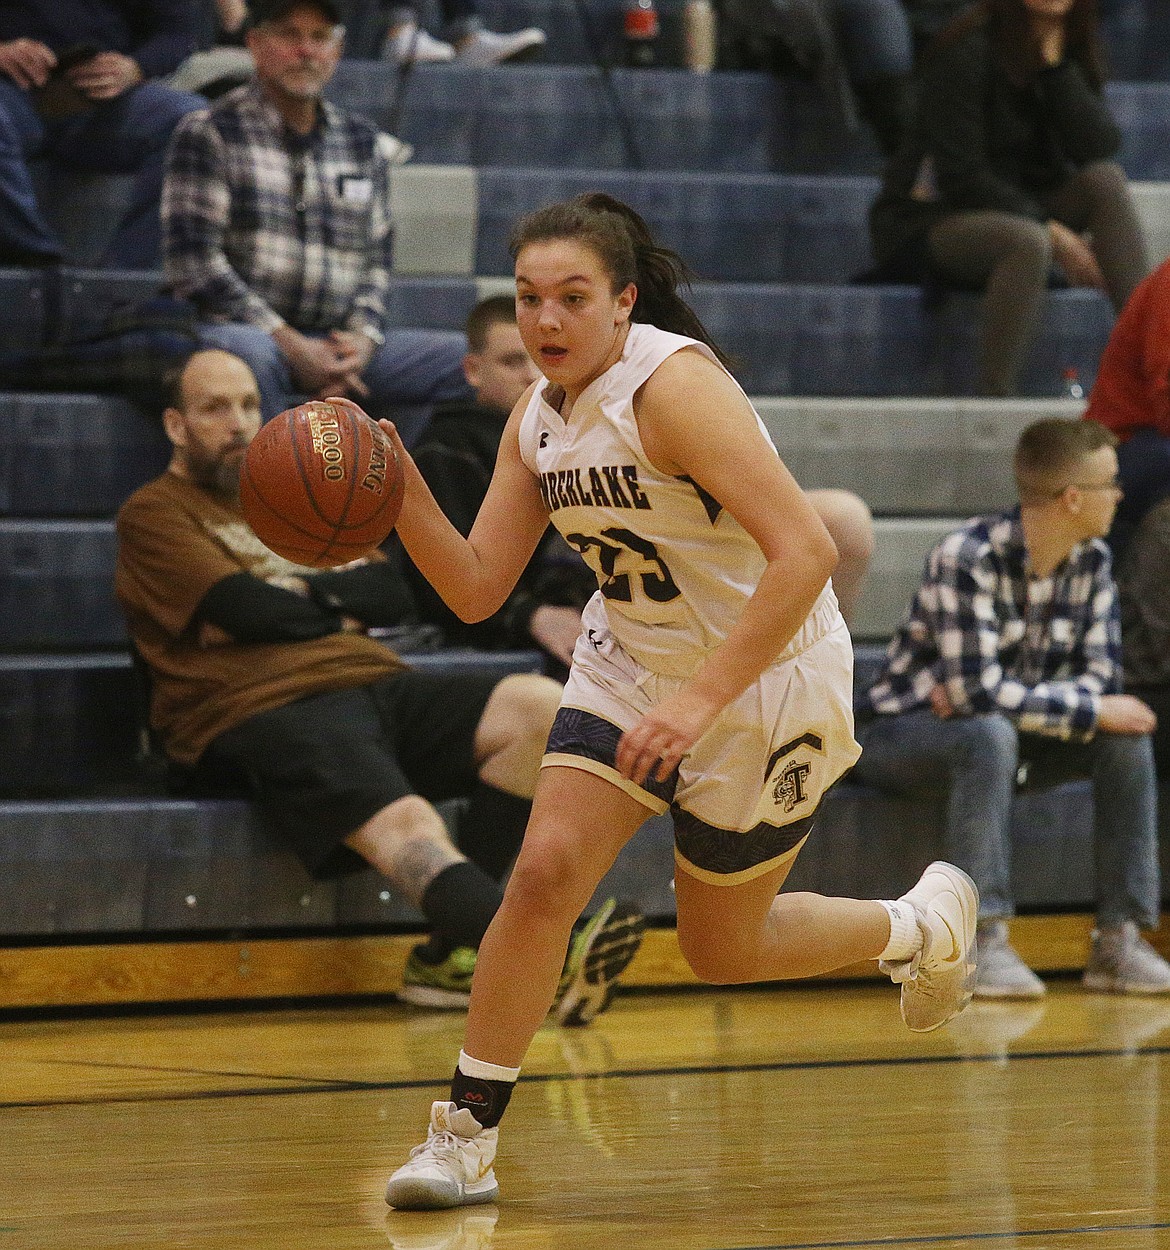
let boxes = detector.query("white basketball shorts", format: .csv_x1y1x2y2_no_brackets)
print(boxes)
544,592,862,885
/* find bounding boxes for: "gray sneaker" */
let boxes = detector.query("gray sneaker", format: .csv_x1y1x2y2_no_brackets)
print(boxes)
974,920,1045,999
1084,921,1170,994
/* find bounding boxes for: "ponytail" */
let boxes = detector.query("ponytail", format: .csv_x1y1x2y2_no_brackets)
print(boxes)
508,192,734,369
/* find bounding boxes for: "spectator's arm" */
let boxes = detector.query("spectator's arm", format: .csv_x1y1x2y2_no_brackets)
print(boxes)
118,493,343,644
162,115,286,331
1034,61,1121,165
305,559,417,627
129,0,202,78
343,134,396,343
197,571,347,642
922,33,1047,219
923,545,1112,738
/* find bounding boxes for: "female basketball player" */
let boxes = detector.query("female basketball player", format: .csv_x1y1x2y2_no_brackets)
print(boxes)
380,193,978,1210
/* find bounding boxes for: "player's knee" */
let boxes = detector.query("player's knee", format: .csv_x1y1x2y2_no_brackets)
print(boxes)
956,712,1018,758
505,839,587,921
676,925,745,985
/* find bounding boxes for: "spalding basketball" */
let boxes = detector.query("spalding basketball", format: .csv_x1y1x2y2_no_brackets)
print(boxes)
239,398,404,568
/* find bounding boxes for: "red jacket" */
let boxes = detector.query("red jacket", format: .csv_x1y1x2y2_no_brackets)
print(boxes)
1086,257,1170,441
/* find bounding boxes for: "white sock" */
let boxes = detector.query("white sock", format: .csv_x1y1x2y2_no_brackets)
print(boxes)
458,1049,520,1083
877,900,923,962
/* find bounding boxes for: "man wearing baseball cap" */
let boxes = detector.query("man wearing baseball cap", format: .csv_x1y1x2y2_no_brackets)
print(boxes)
162,0,470,436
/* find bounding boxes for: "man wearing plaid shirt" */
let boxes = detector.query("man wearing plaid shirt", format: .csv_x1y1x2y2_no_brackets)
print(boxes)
853,418,1169,998
161,0,469,431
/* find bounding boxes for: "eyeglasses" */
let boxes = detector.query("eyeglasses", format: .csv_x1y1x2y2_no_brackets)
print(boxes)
1051,476,1123,497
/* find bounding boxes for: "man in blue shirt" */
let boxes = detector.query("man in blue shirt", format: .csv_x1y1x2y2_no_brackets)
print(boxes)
0,0,205,267
853,417,1169,998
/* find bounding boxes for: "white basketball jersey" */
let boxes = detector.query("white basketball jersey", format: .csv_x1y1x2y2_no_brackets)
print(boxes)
518,321,792,677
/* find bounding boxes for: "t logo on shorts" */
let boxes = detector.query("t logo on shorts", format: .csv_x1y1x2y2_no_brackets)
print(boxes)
766,732,823,814
773,760,812,813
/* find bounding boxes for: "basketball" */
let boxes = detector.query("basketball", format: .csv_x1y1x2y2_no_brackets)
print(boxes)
239,397,404,568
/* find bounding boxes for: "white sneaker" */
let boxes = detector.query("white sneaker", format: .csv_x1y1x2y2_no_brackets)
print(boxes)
383,23,456,64
456,27,547,67
1084,920,1170,994
880,860,979,1032
974,920,1045,999
385,1101,499,1210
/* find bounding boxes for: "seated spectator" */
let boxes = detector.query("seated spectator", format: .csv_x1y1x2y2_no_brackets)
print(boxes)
115,347,645,1016
1119,496,1170,778
722,0,914,156
851,417,1169,998
171,0,255,98
0,0,206,268
1084,255,1170,562
407,295,597,677
408,296,874,667
868,0,1148,396
382,2,546,66
162,0,471,428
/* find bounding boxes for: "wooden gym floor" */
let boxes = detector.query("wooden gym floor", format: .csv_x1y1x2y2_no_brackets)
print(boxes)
4,970,1170,1250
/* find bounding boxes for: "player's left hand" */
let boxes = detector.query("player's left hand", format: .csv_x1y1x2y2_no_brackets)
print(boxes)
616,687,721,787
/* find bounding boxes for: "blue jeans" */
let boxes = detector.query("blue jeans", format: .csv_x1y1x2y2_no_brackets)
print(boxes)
197,321,473,443
853,709,1160,926
0,77,205,267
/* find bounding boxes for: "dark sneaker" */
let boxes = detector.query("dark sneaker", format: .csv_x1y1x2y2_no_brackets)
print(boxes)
554,898,646,1027
398,945,476,1010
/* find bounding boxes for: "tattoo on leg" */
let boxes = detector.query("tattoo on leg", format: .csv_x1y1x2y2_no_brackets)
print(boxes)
381,836,465,907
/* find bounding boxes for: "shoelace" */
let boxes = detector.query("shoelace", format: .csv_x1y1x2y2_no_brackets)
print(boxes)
409,1130,467,1163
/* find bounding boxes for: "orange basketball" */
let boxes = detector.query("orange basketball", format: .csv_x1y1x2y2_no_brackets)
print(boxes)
239,398,404,568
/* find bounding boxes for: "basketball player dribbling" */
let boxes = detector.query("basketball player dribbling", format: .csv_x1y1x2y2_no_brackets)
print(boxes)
380,193,979,1210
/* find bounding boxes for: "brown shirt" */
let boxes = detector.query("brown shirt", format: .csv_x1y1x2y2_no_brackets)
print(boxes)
115,472,403,766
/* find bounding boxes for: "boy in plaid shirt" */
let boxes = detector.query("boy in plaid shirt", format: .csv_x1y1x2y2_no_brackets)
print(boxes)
854,418,1169,997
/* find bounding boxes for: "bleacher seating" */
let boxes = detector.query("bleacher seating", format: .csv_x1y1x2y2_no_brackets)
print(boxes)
2,3,1169,966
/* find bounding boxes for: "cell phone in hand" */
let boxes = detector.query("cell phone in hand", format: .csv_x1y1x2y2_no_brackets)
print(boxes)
33,43,103,118
54,43,103,73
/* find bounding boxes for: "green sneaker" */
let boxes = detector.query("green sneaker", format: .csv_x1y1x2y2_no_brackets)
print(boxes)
398,944,477,1009
554,898,646,1027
